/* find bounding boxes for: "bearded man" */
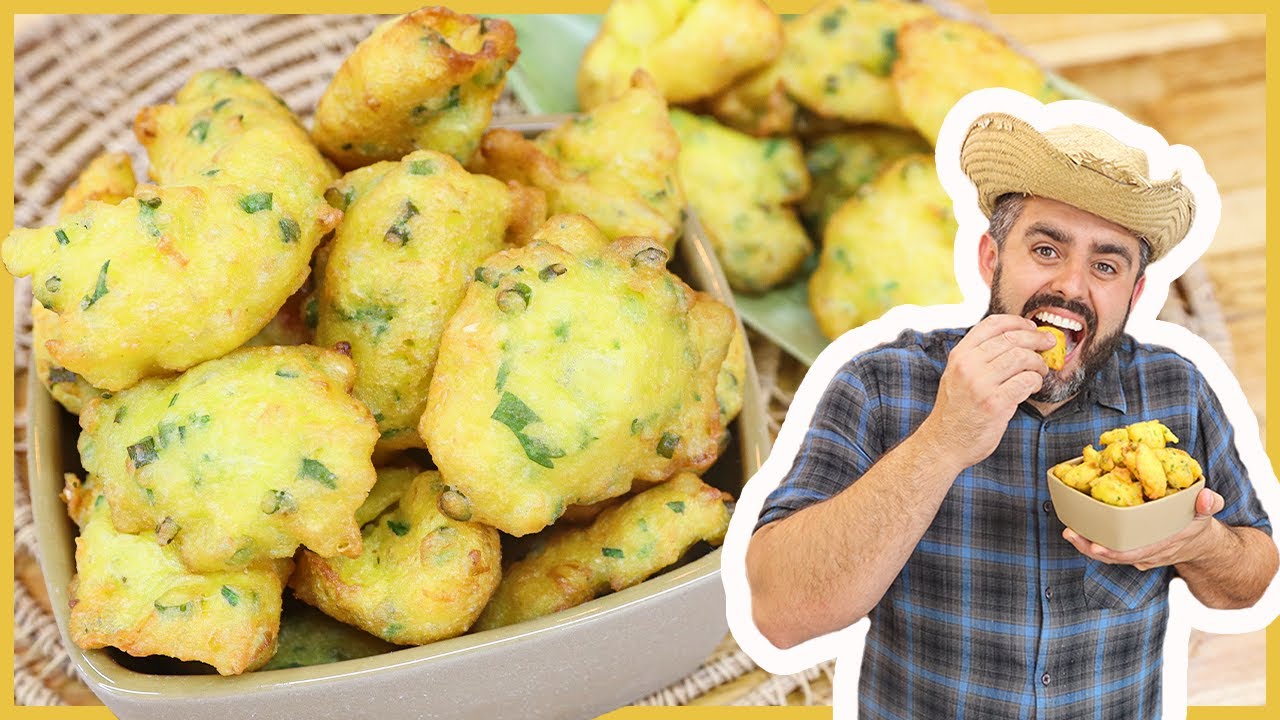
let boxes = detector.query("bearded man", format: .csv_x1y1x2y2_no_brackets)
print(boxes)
746,112,1277,719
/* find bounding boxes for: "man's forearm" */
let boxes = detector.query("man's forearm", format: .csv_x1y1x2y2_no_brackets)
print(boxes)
746,418,968,649
1176,524,1278,609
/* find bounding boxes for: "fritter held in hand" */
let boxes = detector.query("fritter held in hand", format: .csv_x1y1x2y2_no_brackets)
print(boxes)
79,345,378,573
892,16,1066,145
64,475,292,676
33,151,139,414
290,470,501,645
809,154,960,339
577,0,783,110
315,151,544,452
312,8,518,169
779,0,937,127
473,472,731,630
1038,326,1065,371
5,69,340,391
471,72,685,253
669,109,812,293
800,126,931,236
421,218,735,536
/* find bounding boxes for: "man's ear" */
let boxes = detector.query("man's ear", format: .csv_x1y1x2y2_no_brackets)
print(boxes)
978,232,998,288
1130,274,1147,310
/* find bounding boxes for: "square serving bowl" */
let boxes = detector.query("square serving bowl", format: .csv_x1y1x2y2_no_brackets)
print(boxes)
1046,457,1205,552
27,123,769,717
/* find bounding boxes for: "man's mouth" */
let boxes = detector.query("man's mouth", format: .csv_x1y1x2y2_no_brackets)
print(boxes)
1032,309,1087,364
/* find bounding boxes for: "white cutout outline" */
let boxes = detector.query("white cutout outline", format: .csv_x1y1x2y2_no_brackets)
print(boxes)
720,88,1280,720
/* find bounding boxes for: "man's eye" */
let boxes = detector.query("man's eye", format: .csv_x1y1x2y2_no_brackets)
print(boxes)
1095,262,1117,274
1034,246,1056,258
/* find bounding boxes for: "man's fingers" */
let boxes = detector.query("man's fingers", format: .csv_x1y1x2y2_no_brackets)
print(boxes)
1195,489,1225,518
997,369,1044,405
975,329,1058,364
988,346,1050,382
957,314,1037,352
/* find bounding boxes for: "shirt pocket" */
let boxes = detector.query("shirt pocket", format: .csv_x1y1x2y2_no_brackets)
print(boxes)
1082,560,1167,611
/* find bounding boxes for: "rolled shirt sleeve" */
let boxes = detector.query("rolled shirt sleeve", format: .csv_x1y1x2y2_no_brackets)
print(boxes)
1193,371,1271,535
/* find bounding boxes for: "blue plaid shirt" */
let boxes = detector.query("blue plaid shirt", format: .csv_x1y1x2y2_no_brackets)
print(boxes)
757,328,1271,720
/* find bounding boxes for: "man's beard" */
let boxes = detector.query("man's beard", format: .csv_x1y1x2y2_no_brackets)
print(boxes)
985,265,1129,404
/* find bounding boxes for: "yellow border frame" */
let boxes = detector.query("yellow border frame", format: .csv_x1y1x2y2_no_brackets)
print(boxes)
3,1,1271,718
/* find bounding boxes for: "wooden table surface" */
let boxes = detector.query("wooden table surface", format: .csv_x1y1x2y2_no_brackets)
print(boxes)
11,7,1269,710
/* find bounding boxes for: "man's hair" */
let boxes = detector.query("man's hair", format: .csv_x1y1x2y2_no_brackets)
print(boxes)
987,193,1151,277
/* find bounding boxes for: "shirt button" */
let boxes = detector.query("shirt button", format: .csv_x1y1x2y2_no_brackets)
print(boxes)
1042,500,1053,513
1041,672,1052,686
1044,586,1053,600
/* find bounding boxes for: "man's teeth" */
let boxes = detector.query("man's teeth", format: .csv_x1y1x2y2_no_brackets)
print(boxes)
1034,311,1083,332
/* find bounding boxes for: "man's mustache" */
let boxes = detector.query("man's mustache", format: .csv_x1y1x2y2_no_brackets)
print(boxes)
1021,293,1096,333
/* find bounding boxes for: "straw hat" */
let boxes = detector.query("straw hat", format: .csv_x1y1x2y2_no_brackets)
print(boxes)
960,112,1194,261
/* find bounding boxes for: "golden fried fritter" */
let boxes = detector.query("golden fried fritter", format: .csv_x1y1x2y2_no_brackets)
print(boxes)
800,126,931,235
1081,443,1101,467
577,0,783,110
717,324,748,426
356,464,422,526
1158,447,1203,491
315,151,541,452
1038,326,1065,371
290,470,501,645
79,345,378,573
5,69,340,391
1129,442,1169,500
669,109,812,292
703,13,799,138
892,16,1066,145
1125,419,1179,449
471,72,685,253
1061,462,1103,492
58,151,137,217
312,8,518,169
32,153,139,413
779,0,937,127
473,472,731,630
1099,428,1129,447
64,475,291,676
809,154,959,339
421,219,735,536
1090,472,1144,507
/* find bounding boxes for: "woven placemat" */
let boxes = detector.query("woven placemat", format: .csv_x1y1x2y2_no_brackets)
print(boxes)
10,13,1234,709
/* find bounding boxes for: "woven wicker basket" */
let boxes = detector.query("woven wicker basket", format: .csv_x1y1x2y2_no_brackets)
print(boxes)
11,13,1235,708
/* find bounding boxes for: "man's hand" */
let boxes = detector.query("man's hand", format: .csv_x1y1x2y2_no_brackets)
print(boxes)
924,314,1054,472
1062,489,1226,571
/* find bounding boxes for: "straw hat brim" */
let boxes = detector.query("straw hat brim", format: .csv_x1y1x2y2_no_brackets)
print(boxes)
960,113,1194,262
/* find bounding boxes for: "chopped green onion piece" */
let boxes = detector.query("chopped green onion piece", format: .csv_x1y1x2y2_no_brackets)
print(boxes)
80,260,110,310
128,437,158,468
602,547,624,559
299,458,337,489
387,520,411,536
54,229,69,245
666,501,686,514
188,119,210,142
657,432,680,459
221,586,240,606
279,217,300,244
238,192,273,214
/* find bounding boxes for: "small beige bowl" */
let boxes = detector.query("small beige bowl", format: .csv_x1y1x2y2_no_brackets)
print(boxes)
1047,457,1206,552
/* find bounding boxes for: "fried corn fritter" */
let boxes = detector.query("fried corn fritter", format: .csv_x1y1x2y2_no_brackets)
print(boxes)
577,0,783,110
4,69,340,391
1038,325,1066,371
290,470,501,645
33,152,139,414
356,465,422,526
64,475,292,676
800,127,931,236
421,219,735,536
1056,420,1202,506
471,72,685,253
79,345,378,573
892,17,1066,145
473,472,731,631
315,151,543,452
809,154,959,339
312,8,519,169
779,0,937,127
669,109,812,293
705,54,797,137
716,324,748,426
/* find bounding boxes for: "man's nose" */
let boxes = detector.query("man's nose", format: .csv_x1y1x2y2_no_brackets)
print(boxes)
1047,258,1090,298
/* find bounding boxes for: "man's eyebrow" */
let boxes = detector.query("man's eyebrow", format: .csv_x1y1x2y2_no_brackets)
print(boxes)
1093,241,1135,267
1024,222,1070,244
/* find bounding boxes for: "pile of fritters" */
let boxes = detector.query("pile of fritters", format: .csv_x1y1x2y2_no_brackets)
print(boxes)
1051,420,1204,507
7,6,738,676
576,0,1066,338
